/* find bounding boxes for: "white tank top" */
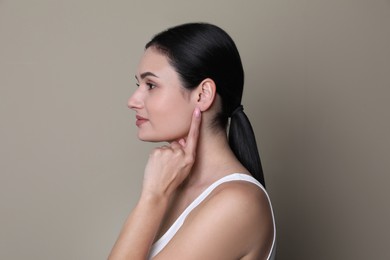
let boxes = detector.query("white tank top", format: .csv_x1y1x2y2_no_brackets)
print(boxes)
148,173,276,260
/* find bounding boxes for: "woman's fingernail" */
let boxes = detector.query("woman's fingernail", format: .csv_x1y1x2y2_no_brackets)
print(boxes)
195,107,200,117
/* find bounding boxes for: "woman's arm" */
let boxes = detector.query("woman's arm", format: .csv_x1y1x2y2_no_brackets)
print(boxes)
108,108,201,260
108,193,169,259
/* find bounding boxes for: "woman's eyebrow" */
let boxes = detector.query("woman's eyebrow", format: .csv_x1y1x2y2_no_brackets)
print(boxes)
135,72,159,80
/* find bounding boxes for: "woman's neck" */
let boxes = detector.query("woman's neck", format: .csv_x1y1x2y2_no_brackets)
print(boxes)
182,126,248,189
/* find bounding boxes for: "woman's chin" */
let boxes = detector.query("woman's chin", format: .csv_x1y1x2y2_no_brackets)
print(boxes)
137,133,167,143
137,132,185,143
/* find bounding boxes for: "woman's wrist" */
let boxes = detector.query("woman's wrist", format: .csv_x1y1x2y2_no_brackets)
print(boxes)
139,189,170,208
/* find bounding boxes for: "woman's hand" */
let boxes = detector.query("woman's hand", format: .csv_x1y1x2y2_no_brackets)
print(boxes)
141,107,202,199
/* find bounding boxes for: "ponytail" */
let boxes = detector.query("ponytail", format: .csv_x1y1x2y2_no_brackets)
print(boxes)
228,105,266,188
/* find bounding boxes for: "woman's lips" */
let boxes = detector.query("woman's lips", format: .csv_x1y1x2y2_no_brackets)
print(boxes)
135,115,148,127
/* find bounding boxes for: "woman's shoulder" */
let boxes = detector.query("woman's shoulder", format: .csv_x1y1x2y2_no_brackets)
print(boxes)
195,176,274,257
153,174,275,259
166,175,273,259
199,175,272,221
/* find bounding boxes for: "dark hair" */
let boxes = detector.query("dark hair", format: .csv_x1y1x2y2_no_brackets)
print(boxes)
146,23,265,187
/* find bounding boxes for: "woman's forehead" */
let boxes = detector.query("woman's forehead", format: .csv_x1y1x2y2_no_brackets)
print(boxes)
136,48,173,77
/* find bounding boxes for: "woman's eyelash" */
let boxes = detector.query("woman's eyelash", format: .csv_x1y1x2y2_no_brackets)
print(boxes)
134,81,156,89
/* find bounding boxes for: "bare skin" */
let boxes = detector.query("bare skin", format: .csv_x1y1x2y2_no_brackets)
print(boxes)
108,48,274,259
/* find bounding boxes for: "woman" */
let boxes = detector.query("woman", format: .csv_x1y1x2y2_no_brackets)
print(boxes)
109,23,276,260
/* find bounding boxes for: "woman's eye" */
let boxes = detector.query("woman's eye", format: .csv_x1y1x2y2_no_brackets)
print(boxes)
135,82,140,87
146,83,156,90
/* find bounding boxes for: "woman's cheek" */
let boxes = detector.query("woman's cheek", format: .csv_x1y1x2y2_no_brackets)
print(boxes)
163,114,191,140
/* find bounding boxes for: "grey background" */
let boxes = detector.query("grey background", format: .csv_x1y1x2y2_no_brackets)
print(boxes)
1,0,389,259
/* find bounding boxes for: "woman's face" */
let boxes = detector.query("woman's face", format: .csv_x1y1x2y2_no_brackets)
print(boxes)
128,47,196,142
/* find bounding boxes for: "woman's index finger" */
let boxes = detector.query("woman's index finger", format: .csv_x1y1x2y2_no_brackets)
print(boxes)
185,107,202,154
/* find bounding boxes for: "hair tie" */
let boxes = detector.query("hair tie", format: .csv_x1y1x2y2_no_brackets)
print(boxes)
231,105,243,117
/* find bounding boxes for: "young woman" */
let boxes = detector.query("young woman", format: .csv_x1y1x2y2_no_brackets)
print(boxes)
109,23,276,260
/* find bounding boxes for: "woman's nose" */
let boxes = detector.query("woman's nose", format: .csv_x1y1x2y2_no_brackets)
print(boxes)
127,89,142,110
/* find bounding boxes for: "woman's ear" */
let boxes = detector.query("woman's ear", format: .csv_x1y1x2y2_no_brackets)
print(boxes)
193,78,216,112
